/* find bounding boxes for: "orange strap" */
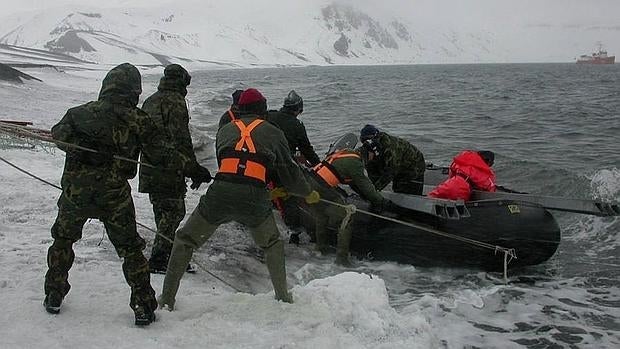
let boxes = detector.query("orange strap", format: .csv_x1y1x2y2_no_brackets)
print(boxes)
315,166,340,187
233,119,263,153
313,151,360,187
219,158,267,182
218,119,268,183
325,152,360,163
227,109,236,121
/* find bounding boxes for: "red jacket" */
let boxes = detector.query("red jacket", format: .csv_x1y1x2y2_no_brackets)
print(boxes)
428,150,496,201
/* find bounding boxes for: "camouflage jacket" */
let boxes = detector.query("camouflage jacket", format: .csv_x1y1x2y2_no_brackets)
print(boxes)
363,132,425,191
216,113,311,196
138,74,199,194
266,109,320,166
52,64,179,193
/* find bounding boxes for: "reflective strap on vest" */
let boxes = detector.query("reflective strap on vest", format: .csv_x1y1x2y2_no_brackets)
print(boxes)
234,119,263,153
227,109,236,121
218,119,268,183
219,158,267,182
312,151,360,187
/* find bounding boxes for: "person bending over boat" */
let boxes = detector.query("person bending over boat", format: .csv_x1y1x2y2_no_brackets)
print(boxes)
266,90,321,230
273,134,397,266
358,124,426,195
428,150,496,201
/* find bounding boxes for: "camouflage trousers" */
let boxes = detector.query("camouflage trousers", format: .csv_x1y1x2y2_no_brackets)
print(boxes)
148,192,186,266
44,182,157,312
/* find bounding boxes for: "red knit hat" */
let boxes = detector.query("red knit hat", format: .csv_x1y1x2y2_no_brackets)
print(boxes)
238,88,266,105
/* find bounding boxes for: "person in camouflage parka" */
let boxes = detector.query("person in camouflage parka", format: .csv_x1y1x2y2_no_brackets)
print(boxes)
139,64,211,273
358,125,426,195
44,63,177,326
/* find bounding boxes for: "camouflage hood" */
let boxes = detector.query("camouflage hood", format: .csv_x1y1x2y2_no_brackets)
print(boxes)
98,63,142,107
157,64,190,97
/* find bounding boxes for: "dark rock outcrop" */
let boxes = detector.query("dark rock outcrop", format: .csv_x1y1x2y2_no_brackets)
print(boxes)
334,33,350,57
0,63,42,83
45,30,96,54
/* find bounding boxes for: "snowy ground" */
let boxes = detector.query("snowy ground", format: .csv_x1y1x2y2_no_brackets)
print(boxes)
0,68,438,348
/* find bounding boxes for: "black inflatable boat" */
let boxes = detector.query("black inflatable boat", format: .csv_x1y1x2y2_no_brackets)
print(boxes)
288,166,619,271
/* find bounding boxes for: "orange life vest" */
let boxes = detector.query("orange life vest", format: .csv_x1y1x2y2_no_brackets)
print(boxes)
227,109,236,121
312,151,360,187
217,119,268,184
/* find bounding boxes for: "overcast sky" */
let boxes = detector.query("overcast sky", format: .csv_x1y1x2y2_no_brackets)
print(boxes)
0,0,619,24
0,0,618,43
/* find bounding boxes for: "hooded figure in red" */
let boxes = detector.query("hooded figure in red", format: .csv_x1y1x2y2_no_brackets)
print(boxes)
428,150,496,201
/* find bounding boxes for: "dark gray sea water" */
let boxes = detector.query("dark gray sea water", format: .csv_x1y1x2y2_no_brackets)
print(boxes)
165,64,619,348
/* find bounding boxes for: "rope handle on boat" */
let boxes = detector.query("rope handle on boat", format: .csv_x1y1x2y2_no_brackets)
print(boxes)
0,155,243,293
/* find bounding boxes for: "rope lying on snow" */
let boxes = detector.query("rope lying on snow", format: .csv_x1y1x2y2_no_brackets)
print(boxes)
0,154,243,293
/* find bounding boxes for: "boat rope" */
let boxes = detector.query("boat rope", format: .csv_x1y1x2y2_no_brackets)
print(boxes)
0,155,62,190
339,204,357,233
0,122,155,168
291,193,518,282
0,155,243,293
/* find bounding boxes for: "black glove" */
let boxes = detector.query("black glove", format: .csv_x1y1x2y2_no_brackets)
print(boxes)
190,165,212,190
369,201,385,214
371,199,402,215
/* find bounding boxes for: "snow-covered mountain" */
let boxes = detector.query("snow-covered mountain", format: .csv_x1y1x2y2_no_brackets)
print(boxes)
0,0,499,67
0,0,618,67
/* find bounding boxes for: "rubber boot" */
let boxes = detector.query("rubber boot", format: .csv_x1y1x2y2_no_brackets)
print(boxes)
263,240,293,303
335,226,353,267
43,292,63,314
44,237,74,314
159,209,215,310
314,223,329,254
159,240,193,311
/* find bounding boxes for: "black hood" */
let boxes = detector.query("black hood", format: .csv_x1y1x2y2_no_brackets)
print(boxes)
157,64,191,96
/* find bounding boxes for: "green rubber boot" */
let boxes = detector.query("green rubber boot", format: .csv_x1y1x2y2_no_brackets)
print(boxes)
314,223,330,254
335,225,353,267
159,241,193,311
263,239,293,303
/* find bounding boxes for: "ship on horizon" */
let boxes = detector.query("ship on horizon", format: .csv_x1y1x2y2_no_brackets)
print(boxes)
577,43,615,64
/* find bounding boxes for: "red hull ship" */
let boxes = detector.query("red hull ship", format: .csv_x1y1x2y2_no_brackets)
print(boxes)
577,44,615,64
